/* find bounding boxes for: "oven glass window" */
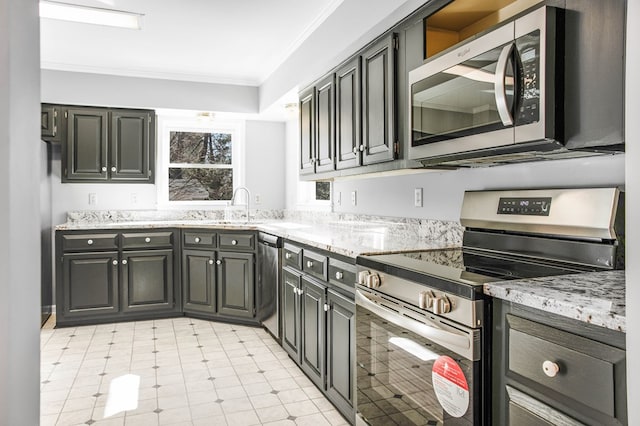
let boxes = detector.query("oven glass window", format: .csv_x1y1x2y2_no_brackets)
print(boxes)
356,305,477,425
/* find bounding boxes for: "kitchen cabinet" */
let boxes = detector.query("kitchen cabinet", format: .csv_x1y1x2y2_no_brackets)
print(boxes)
59,104,155,183
41,104,62,143
281,241,356,422
335,57,361,170
217,251,255,319
181,229,257,322
493,300,627,425
56,229,180,326
361,33,397,165
299,74,336,175
299,87,316,176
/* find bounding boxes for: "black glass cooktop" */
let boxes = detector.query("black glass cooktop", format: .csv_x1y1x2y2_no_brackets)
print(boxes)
357,248,595,298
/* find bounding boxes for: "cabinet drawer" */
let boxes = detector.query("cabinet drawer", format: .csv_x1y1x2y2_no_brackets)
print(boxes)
284,243,303,270
218,232,255,251
303,249,328,281
62,233,118,252
183,231,216,249
507,315,625,419
122,231,173,249
328,258,356,290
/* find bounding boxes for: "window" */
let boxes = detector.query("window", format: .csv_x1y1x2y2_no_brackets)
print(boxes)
157,116,244,206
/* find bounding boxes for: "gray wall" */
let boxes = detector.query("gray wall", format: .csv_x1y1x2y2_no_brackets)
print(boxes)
625,0,639,423
0,0,41,423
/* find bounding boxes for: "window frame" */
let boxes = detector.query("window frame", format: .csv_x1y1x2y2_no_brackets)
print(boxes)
157,115,245,208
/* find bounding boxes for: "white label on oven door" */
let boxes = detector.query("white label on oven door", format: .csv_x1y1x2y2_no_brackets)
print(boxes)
432,355,470,418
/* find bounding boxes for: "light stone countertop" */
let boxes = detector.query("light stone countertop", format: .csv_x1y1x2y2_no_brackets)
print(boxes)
484,270,626,332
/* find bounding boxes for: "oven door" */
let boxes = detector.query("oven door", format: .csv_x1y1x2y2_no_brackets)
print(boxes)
355,288,482,425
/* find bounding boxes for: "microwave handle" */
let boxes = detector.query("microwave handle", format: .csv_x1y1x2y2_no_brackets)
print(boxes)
495,43,515,126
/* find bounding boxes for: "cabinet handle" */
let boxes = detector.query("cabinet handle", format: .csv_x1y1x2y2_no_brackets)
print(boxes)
335,271,344,280
112,260,118,265
194,237,201,243
306,260,313,268
144,237,151,243
87,239,94,245
122,259,128,265
359,144,365,152
324,304,330,312
285,252,292,259
208,259,214,265
101,166,107,172
353,147,358,154
231,239,238,245
111,166,116,172
216,260,222,265
298,289,304,296
542,360,560,378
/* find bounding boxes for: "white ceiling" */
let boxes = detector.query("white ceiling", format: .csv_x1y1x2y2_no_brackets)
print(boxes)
40,0,343,86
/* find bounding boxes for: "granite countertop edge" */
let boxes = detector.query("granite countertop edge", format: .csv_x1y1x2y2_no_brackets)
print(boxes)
484,270,626,333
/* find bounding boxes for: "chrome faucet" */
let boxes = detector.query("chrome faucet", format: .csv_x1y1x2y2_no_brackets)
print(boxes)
230,186,251,222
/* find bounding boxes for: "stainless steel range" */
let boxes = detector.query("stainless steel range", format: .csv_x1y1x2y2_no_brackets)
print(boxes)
354,187,624,426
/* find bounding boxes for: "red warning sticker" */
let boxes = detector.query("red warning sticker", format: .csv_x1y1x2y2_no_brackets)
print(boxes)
432,355,469,418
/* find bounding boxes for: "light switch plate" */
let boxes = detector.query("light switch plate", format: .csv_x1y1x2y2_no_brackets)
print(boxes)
88,193,97,205
414,188,423,207
351,191,357,206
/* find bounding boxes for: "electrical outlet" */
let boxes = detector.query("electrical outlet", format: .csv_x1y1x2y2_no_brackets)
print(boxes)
351,191,357,206
336,192,341,206
88,193,97,206
254,194,261,204
414,188,423,207
131,192,138,205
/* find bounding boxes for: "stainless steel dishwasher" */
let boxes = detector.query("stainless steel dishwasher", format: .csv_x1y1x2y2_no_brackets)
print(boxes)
257,232,282,340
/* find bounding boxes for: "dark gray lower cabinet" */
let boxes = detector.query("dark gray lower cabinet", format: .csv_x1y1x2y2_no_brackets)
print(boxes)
326,289,355,417
182,249,216,315
217,251,255,319
121,250,174,313
283,267,302,359
60,251,119,319
300,276,326,389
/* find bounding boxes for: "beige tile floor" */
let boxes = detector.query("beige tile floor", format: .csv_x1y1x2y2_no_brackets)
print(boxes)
40,316,349,426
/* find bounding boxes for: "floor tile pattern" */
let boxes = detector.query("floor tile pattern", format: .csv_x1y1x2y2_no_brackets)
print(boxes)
40,317,349,426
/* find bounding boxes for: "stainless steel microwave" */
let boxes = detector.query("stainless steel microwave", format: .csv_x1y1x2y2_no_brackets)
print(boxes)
409,6,564,166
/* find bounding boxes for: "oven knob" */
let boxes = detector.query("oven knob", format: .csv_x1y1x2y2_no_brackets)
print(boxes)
433,295,452,315
418,291,435,309
365,273,381,289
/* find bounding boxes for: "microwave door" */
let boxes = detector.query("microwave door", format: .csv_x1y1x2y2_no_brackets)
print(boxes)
410,43,517,159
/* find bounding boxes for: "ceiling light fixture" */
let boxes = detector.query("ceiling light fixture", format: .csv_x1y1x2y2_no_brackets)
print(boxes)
39,1,143,30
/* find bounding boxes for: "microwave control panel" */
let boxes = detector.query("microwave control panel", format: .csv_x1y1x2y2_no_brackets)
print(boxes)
515,29,541,125
497,197,551,216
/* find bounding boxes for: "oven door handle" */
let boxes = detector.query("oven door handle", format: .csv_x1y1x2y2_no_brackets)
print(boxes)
355,290,476,360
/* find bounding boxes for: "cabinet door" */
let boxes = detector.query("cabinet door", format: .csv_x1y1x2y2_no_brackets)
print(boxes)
336,57,361,170
315,74,335,173
300,276,326,389
60,252,119,320
282,268,302,361
183,249,216,315
217,251,255,318
361,34,397,165
326,290,355,419
110,110,153,182
121,249,174,313
41,105,62,143
64,108,109,181
299,87,316,175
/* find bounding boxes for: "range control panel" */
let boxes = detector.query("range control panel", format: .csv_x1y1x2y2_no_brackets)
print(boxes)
497,197,551,216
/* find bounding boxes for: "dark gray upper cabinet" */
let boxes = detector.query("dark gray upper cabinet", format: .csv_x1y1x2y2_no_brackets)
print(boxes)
182,249,217,315
110,110,153,182
217,251,255,319
299,87,316,175
60,105,155,183
65,108,109,181
315,74,336,173
361,33,397,165
335,57,362,170
41,104,62,143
